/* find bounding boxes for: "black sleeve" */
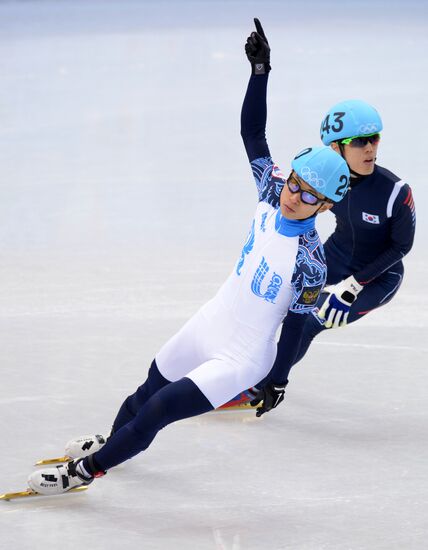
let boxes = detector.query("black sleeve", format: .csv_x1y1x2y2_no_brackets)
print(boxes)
240,73,271,162
268,311,309,385
355,184,416,284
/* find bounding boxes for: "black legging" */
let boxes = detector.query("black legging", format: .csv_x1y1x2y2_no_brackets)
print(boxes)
87,361,213,472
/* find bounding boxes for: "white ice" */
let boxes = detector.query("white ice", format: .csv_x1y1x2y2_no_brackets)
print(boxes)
0,1,427,549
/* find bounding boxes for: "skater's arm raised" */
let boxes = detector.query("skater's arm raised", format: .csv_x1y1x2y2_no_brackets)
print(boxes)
241,18,271,163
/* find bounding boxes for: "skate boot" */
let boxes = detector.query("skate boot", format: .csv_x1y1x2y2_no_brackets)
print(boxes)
28,458,102,496
217,387,259,410
65,434,108,459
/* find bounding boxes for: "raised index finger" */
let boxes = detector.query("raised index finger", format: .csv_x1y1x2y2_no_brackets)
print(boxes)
254,18,267,40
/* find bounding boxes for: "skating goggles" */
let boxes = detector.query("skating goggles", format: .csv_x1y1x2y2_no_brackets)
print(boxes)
340,132,381,147
286,174,328,206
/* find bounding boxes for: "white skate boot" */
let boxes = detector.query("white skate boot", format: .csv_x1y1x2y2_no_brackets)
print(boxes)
65,434,108,459
28,459,94,495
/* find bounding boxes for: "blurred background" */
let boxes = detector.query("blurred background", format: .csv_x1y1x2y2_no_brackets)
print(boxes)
0,1,427,548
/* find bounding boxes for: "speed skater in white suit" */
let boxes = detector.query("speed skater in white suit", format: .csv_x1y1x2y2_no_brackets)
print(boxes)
28,19,350,495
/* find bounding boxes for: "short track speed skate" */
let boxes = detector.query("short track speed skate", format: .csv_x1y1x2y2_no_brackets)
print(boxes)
0,486,88,501
35,434,107,465
1,459,93,501
27,459,96,496
216,388,258,411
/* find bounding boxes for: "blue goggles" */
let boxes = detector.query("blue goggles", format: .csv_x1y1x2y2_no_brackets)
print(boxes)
286,174,328,206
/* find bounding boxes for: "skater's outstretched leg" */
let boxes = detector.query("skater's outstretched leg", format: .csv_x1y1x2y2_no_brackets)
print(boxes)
28,377,213,494
63,360,170,459
111,360,170,433
87,376,213,471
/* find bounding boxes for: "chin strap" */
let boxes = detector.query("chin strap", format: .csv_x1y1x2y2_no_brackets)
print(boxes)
300,212,319,220
337,142,373,180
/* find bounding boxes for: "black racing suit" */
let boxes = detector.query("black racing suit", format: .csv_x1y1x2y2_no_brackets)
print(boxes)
274,163,416,376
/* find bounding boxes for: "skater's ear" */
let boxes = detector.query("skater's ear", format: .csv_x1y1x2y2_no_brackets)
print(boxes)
317,201,333,213
330,142,340,154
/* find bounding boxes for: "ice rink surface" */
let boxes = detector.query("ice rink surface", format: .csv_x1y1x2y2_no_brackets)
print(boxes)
0,1,427,548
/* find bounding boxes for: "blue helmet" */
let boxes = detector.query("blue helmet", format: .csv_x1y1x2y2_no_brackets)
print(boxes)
320,99,383,145
291,146,350,202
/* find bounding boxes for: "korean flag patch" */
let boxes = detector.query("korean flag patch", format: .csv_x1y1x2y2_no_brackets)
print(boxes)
362,212,380,224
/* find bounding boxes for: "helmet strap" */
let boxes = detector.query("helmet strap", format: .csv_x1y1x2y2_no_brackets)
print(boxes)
299,211,321,220
337,142,366,179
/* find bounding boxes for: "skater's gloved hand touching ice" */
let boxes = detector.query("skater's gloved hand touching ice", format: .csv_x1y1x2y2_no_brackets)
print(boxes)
317,275,363,328
250,381,288,417
245,17,271,74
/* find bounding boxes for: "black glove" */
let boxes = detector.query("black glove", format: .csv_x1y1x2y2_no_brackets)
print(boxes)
245,18,271,75
250,381,288,417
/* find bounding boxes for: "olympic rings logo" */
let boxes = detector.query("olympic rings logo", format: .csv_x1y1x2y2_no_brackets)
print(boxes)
357,123,380,134
301,166,326,190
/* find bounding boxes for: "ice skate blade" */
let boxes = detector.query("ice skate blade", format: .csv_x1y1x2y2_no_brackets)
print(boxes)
34,455,72,466
0,486,88,501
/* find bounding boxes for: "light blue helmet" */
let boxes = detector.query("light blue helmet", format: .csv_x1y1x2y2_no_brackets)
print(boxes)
291,146,350,202
320,99,383,145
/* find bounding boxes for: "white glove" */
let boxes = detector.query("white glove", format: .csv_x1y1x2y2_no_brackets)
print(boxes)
317,275,363,328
